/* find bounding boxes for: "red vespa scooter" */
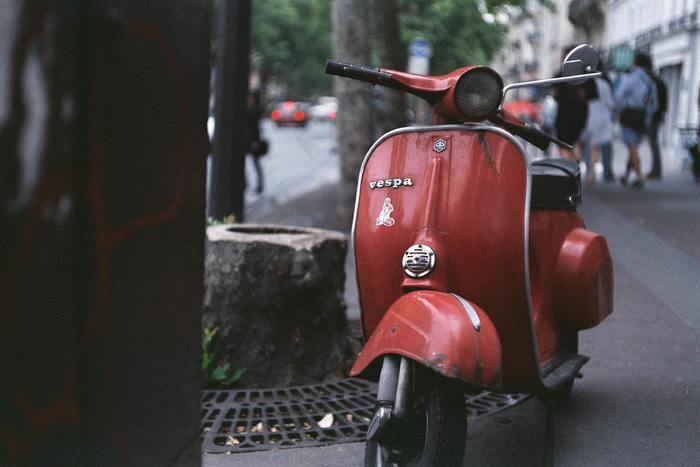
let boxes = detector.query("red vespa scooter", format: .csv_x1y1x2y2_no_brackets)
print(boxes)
326,44,613,466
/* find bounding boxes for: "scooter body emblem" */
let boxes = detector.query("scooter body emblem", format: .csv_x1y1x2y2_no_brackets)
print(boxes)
434,139,447,152
376,197,396,227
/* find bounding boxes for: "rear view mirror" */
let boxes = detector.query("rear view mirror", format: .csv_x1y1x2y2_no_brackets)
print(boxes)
562,45,599,83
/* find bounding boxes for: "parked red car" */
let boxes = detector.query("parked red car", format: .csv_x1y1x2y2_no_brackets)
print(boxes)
270,101,309,127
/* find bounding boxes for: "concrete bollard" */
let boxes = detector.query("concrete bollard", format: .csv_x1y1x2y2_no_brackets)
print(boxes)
203,224,360,388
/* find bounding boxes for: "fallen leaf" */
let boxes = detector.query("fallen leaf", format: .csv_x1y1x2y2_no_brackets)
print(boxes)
226,437,240,446
317,413,334,428
251,422,264,433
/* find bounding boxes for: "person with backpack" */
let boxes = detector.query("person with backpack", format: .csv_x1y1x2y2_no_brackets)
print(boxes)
647,70,667,179
615,52,658,188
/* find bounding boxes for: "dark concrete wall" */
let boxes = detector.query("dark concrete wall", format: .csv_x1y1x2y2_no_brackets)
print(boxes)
0,1,210,465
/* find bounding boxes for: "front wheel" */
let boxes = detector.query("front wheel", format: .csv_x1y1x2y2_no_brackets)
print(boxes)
365,369,467,467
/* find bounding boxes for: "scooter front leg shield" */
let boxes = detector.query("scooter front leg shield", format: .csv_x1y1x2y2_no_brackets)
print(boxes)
351,291,502,390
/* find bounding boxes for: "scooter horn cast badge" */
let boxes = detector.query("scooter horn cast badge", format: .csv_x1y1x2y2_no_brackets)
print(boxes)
376,197,396,227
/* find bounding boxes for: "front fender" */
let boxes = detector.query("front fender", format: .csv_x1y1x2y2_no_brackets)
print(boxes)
351,291,503,390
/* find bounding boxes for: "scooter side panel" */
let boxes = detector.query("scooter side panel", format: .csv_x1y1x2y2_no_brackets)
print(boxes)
554,228,614,329
350,291,502,389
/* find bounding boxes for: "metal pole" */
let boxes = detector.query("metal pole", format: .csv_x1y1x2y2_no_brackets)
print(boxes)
208,0,251,222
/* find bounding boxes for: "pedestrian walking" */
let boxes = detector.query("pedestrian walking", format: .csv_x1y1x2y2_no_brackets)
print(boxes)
615,52,658,188
246,90,266,194
580,66,616,186
647,72,667,179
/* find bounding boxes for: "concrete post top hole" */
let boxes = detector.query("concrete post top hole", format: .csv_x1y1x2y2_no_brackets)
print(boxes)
206,224,347,249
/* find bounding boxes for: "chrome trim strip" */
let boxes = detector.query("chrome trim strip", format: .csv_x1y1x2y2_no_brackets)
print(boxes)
451,293,482,331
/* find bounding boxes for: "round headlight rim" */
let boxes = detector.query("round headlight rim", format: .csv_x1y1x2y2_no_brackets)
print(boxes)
453,66,504,122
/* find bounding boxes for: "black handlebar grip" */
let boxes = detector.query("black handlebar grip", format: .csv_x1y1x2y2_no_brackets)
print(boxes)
325,59,393,85
325,59,348,76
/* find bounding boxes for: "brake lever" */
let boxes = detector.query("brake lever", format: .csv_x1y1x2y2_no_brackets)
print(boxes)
489,110,573,151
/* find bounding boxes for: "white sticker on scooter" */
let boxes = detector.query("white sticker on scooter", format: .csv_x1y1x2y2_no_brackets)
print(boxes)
434,139,447,152
376,197,396,227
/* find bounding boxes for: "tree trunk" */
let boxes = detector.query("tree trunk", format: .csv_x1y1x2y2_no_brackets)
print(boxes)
373,0,409,129
331,0,373,229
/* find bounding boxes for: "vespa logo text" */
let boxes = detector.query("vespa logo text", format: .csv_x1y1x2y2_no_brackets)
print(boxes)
369,178,414,189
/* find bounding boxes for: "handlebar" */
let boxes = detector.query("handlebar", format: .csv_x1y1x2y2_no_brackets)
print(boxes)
325,60,393,86
326,59,574,151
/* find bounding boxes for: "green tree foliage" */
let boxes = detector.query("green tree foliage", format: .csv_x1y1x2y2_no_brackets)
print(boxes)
251,0,333,98
244,0,544,99
398,0,512,74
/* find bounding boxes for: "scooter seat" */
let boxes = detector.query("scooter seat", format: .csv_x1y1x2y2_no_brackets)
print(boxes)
531,159,581,209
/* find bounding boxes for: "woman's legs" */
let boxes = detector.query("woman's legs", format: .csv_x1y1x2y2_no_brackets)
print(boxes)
252,155,264,193
629,143,644,184
621,127,645,186
622,143,644,186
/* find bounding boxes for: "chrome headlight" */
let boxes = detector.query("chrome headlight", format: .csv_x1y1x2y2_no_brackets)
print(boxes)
453,67,503,121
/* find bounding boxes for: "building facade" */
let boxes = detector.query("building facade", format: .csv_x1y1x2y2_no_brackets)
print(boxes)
607,0,700,145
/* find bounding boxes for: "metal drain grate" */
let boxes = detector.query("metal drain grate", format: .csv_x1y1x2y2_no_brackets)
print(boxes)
201,379,376,453
201,378,530,454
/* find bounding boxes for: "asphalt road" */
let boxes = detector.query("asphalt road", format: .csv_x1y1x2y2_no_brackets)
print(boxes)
242,119,340,224
206,121,700,466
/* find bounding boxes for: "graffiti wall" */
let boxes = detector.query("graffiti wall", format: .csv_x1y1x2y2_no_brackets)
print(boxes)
0,1,210,465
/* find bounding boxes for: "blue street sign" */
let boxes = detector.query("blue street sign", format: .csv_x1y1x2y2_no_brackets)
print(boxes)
409,37,433,58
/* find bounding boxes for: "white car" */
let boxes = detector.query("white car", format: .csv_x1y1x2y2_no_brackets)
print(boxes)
309,97,337,121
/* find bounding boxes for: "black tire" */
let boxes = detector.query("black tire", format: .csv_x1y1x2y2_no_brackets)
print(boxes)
365,370,467,467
